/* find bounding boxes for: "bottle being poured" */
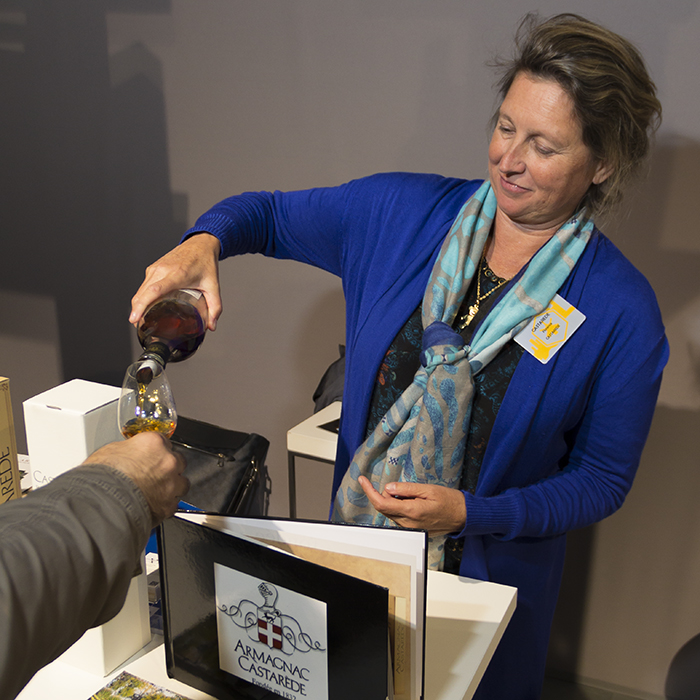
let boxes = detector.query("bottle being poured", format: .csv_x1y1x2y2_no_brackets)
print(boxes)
118,289,208,438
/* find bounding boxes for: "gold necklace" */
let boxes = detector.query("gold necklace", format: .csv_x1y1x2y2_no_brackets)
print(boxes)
456,253,510,331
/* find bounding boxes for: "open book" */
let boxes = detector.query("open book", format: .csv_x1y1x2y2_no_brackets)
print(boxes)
158,513,428,700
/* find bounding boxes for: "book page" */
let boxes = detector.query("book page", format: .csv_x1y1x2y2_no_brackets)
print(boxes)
256,538,412,699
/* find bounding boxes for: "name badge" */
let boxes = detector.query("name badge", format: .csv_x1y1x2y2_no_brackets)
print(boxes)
514,294,585,364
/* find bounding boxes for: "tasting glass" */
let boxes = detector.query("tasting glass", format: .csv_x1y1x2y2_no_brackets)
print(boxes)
118,360,177,438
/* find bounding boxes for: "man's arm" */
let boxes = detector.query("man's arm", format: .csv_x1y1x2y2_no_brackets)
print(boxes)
0,433,188,700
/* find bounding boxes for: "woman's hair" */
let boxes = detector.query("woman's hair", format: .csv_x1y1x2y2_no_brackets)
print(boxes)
492,13,662,216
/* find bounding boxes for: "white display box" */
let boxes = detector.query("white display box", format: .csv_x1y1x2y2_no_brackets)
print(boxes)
22,379,151,675
23,378,122,489
57,554,151,677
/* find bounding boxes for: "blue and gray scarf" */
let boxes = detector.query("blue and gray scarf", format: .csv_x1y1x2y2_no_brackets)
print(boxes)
333,180,594,569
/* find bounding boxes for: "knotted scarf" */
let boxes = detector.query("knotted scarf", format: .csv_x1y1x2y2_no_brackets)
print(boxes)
332,181,594,569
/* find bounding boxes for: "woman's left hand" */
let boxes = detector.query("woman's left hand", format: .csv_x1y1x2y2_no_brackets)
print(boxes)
358,476,467,534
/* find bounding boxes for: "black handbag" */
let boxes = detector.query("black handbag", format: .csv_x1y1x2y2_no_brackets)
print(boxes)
171,416,271,516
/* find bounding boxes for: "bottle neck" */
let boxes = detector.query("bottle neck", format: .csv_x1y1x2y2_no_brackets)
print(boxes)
135,346,169,385
139,342,171,369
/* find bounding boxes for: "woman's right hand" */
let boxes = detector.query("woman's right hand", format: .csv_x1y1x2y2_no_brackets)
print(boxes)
129,233,223,331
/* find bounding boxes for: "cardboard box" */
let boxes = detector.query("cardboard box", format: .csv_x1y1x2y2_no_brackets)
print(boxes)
58,554,151,676
23,379,151,675
0,377,22,504
23,378,122,489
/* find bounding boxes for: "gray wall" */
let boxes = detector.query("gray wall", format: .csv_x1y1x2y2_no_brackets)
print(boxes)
1,1,698,697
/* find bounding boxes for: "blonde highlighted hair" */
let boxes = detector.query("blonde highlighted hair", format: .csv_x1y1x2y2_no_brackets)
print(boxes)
492,13,662,216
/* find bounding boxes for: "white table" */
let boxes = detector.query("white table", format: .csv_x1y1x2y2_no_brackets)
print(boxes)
17,638,212,700
286,401,341,519
18,570,515,700
424,571,516,700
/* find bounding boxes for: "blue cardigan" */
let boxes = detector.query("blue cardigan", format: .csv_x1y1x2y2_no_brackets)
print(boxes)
186,172,668,699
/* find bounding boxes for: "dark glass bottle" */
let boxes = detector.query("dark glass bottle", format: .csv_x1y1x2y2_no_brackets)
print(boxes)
137,288,208,371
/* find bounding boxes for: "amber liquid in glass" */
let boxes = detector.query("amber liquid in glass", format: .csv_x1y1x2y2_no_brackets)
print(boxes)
121,416,176,438
121,379,176,438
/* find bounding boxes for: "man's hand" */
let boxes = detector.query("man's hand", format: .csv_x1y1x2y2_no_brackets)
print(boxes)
129,233,222,331
358,475,466,534
84,433,189,525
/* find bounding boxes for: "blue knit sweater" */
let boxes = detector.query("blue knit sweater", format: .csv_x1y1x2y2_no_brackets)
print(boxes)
186,172,668,699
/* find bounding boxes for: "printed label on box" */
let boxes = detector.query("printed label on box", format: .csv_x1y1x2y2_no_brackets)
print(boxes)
0,378,21,503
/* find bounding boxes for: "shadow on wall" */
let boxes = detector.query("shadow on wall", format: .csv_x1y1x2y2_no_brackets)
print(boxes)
0,0,183,391
666,633,700,700
547,135,700,683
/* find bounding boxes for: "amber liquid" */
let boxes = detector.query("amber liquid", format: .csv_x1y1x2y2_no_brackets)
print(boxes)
121,416,176,438
121,380,176,439
138,299,205,363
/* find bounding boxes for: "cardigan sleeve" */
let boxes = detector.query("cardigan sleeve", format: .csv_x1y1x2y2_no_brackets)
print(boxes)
458,311,669,541
183,185,353,277
0,464,152,699
182,172,478,289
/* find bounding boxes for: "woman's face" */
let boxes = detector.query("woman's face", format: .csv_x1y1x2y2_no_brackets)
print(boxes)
488,72,610,231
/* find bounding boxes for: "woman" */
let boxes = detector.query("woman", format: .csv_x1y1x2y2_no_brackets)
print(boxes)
131,13,667,699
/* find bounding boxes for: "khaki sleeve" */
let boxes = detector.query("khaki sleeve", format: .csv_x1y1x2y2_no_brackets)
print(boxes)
0,463,152,699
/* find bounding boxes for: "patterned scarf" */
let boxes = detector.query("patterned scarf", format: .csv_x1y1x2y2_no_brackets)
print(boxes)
332,181,594,569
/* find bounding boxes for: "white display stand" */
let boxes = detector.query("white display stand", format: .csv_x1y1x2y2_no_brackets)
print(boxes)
18,570,515,700
424,571,516,700
286,401,341,518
